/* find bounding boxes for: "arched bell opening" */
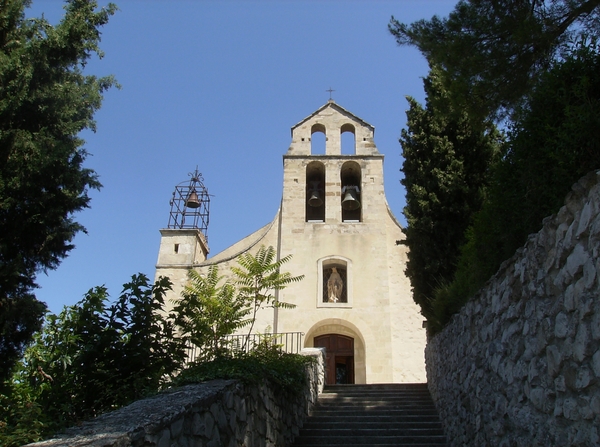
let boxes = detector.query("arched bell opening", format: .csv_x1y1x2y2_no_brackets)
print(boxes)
306,161,325,222
310,123,326,155
340,161,362,222
341,123,356,155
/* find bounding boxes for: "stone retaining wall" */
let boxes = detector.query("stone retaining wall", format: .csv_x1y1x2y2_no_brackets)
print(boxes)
426,171,600,446
30,348,325,447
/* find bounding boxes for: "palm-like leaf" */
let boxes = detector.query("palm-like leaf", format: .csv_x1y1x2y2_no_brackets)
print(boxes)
172,266,251,360
231,246,304,348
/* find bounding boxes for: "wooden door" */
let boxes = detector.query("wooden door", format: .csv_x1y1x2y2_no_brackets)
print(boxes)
314,334,354,384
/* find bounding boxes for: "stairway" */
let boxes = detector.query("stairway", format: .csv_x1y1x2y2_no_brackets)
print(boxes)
291,383,448,446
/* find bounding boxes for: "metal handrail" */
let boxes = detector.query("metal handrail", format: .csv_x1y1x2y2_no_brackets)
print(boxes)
185,332,305,364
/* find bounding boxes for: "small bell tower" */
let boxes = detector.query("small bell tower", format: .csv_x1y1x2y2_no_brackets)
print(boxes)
155,168,210,292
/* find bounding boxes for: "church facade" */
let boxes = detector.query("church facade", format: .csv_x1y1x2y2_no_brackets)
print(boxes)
155,101,426,384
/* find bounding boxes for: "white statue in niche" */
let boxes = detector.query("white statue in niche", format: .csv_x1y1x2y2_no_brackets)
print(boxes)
327,267,344,303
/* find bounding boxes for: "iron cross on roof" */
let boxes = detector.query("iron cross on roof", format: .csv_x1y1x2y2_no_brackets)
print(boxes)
326,87,335,101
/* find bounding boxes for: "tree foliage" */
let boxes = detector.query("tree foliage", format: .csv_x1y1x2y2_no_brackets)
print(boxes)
0,274,186,444
424,39,600,332
172,266,251,361
392,0,600,332
172,246,303,356
231,245,304,348
0,0,117,381
1,245,304,444
400,68,501,321
390,0,600,120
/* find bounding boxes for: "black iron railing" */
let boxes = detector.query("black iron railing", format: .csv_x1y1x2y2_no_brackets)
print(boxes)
185,332,305,364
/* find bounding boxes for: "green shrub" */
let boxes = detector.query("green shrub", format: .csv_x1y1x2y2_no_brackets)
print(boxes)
0,274,186,444
175,346,314,396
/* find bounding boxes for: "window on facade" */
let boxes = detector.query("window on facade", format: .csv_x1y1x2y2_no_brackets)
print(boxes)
341,161,362,222
311,124,326,155
306,161,325,222
341,123,356,155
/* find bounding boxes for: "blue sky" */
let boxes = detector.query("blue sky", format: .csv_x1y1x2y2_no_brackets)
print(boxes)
27,0,457,314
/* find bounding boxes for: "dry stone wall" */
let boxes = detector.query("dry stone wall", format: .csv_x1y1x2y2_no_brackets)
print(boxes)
29,348,325,447
426,171,600,446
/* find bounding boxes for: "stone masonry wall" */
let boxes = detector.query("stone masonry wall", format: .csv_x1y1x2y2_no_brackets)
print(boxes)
426,171,600,446
29,348,325,447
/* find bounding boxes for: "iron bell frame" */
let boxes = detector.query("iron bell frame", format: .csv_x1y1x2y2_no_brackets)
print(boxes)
167,167,210,236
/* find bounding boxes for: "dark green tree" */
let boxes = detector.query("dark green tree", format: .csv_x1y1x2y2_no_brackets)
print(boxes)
390,0,600,121
400,68,501,321
0,0,117,381
502,38,600,234
428,39,600,332
467,39,600,283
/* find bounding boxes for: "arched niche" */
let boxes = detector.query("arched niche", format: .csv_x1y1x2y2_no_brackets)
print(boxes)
310,123,326,155
306,161,325,222
341,123,356,155
340,161,362,222
317,255,352,307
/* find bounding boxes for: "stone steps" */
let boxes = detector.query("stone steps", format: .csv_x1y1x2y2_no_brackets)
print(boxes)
291,383,447,447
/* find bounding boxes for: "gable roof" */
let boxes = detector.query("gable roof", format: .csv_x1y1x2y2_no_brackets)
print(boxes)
290,100,375,136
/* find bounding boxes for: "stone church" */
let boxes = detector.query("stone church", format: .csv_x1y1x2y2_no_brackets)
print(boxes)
155,100,426,384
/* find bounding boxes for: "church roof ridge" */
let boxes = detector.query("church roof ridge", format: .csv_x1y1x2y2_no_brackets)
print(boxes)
290,100,375,136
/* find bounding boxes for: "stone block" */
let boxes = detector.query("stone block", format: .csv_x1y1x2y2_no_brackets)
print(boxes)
554,312,570,339
228,409,237,432
554,397,564,416
576,200,594,239
216,407,228,431
591,394,600,416
592,349,600,377
546,345,562,378
563,398,580,421
566,244,589,279
578,397,594,420
205,412,216,438
157,428,171,447
168,417,184,440
554,375,566,393
593,308,600,340
563,283,576,311
573,323,590,362
574,367,592,390
564,364,580,391
580,258,597,291
502,321,522,343
591,427,600,446
192,413,204,436
224,390,234,409
206,437,220,447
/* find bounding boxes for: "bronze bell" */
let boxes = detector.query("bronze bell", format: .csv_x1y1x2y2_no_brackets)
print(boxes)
185,189,200,208
308,190,323,207
307,181,323,207
341,186,360,211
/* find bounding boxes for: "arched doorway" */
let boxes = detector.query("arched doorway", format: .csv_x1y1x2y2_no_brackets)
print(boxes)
314,334,354,384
